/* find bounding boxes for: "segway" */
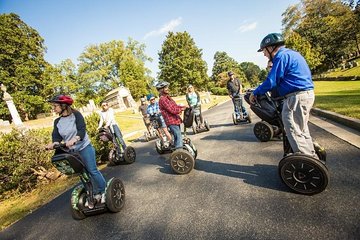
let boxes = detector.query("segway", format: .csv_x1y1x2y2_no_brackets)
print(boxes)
98,127,136,165
143,117,158,142
232,95,251,125
245,91,329,195
244,92,282,142
50,143,125,220
184,106,210,134
152,114,197,174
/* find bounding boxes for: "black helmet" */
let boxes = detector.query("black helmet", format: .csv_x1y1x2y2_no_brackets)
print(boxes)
257,33,285,52
227,71,234,77
155,81,170,90
48,95,74,105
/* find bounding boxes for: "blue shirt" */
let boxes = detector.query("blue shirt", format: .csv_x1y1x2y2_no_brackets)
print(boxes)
147,102,160,116
253,47,314,97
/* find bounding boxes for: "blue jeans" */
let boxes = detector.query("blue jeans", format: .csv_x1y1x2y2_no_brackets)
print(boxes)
232,95,247,117
112,124,127,150
79,144,106,194
168,125,183,149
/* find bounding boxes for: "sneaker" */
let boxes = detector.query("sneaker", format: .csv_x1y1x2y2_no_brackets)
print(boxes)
94,193,106,204
85,198,95,209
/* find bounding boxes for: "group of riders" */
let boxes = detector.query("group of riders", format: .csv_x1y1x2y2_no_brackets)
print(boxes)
45,32,325,207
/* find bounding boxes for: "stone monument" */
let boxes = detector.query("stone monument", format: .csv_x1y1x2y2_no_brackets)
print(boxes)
1,84,23,126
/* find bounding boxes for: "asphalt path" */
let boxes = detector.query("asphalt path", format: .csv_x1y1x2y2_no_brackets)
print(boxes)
1,101,360,240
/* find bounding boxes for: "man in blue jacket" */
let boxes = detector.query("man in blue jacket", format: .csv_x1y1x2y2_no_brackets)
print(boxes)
249,33,317,158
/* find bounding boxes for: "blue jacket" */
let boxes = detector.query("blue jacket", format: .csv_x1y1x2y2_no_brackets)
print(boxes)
253,47,314,97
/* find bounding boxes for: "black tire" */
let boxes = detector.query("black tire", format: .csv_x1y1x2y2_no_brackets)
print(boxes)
170,149,195,174
106,177,126,212
204,120,210,131
124,146,136,164
232,113,238,125
253,121,274,142
108,148,121,165
70,191,86,220
155,140,165,154
279,155,329,195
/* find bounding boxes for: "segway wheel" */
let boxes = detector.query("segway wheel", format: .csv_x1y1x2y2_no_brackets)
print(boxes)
106,177,126,212
253,121,274,142
170,149,195,174
70,191,87,220
204,120,210,131
279,155,329,195
108,148,121,165
124,146,136,164
232,113,238,125
155,140,165,154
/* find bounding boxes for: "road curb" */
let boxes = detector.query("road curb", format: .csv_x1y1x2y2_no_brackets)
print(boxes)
311,108,360,132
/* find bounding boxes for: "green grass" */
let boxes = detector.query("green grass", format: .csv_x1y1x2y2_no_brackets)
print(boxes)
314,81,360,119
323,58,360,77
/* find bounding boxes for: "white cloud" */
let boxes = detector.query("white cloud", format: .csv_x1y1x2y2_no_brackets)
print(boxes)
144,17,183,39
237,21,257,33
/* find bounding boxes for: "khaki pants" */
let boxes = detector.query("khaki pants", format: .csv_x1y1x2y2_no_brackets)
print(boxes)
282,90,316,157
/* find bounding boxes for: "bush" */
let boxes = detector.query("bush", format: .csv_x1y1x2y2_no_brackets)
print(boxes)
84,112,111,163
210,87,228,95
0,128,52,199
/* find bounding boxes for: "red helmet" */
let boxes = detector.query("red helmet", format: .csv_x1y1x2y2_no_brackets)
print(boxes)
48,95,74,105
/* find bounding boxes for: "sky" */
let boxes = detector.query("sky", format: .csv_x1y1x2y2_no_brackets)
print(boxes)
1,0,299,78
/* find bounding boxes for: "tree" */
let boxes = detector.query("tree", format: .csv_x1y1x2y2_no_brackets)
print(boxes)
0,13,50,120
282,0,360,70
158,31,208,94
211,51,246,87
77,39,151,104
240,62,262,87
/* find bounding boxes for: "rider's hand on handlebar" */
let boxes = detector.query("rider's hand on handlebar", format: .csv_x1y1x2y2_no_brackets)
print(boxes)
249,93,256,104
66,138,77,148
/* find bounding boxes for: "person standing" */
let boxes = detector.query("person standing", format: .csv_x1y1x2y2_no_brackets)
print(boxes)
46,95,106,204
97,102,126,150
156,81,187,149
186,84,204,125
138,97,151,133
226,71,248,119
249,33,317,157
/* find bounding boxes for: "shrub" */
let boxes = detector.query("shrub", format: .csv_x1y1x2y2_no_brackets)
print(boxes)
0,128,52,199
84,112,110,163
210,87,228,95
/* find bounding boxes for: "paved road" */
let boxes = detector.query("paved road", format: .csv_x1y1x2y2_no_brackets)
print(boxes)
1,101,360,240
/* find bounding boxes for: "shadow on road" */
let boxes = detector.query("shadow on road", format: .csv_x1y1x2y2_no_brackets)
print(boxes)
194,158,290,193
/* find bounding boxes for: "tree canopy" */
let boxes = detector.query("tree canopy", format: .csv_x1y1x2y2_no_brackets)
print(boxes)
282,0,360,71
158,31,208,94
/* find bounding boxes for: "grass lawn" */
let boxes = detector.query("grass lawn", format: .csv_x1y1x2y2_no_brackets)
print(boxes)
314,81,360,119
323,58,360,77
0,94,229,231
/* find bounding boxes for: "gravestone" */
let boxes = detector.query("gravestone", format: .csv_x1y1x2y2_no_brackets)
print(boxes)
1,84,23,126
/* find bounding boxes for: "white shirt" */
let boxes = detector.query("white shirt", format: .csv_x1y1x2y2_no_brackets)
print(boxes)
98,107,116,128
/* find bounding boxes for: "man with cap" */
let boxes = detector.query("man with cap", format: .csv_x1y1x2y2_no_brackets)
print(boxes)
156,81,187,149
226,71,248,119
249,33,317,158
